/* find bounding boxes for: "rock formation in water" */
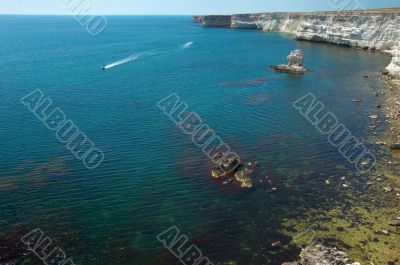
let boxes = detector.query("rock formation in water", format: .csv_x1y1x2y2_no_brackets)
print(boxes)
210,152,256,188
270,49,308,74
193,8,400,80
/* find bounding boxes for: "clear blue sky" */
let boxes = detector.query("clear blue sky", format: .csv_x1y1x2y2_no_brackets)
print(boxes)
1,0,399,15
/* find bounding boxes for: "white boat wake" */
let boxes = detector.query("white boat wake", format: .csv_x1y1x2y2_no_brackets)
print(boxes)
182,42,194,49
102,53,141,70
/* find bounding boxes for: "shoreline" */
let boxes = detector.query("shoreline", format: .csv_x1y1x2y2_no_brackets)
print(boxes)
193,10,400,264
193,8,400,82
280,73,400,264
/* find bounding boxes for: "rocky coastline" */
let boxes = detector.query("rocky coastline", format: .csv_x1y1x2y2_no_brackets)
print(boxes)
194,8,400,265
283,245,360,265
193,8,400,81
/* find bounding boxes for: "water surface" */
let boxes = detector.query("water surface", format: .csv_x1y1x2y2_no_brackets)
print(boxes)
0,15,390,265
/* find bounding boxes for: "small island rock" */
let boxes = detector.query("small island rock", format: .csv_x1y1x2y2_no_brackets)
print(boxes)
270,49,308,74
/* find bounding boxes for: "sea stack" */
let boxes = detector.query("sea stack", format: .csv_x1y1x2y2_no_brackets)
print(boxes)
270,49,308,74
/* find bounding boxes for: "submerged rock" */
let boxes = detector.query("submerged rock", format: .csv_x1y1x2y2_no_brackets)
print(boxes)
0,224,33,265
272,241,283,248
234,168,253,188
269,187,278,192
325,179,331,185
283,245,359,265
270,50,308,74
390,143,400,150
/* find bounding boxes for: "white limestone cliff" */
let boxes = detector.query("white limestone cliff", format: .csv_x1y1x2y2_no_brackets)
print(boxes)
288,49,305,67
386,41,400,80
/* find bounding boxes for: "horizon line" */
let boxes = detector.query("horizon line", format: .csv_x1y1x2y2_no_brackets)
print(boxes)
0,13,197,16
0,7,399,16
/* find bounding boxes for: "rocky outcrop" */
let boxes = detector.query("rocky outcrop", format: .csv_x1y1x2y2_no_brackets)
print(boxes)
210,152,256,188
193,9,400,80
283,245,360,265
270,49,308,74
234,168,254,188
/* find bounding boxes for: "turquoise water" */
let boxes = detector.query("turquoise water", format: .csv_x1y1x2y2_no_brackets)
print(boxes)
0,16,390,264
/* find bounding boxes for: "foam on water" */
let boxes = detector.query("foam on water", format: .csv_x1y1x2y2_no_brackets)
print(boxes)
103,53,141,70
182,41,194,49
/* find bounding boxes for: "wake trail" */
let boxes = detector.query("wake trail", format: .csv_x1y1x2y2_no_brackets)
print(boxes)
101,43,193,71
102,53,141,70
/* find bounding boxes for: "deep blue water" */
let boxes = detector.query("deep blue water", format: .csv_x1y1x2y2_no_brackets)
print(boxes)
0,16,390,264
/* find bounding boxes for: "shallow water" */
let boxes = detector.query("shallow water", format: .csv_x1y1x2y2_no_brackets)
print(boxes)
0,16,391,264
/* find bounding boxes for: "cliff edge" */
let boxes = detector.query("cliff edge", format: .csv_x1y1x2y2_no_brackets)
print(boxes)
193,8,400,80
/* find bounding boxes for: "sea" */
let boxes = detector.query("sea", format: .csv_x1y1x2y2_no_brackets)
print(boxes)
0,15,391,265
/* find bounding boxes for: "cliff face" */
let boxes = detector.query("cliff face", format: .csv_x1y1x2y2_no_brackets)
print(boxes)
193,9,400,80
386,41,400,78
192,15,231,27
294,13,400,50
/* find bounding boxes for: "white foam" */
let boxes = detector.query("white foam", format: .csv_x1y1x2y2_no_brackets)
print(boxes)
182,42,194,49
103,53,141,70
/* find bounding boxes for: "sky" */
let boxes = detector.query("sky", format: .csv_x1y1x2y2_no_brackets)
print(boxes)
1,0,399,15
